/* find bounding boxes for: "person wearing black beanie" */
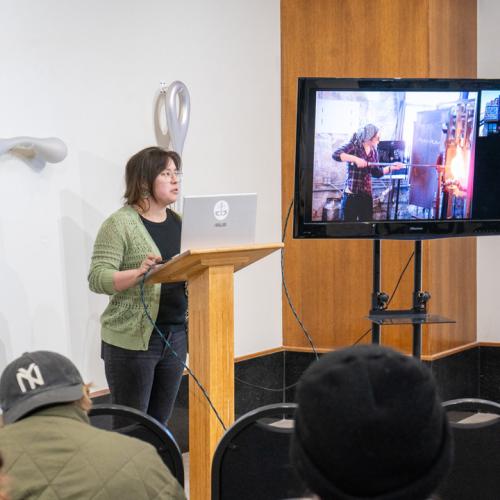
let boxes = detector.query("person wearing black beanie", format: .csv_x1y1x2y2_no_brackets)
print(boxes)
290,344,453,500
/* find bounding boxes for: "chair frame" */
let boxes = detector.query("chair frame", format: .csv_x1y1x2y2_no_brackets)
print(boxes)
89,403,184,486
439,397,500,499
211,402,298,500
443,397,500,410
443,398,500,427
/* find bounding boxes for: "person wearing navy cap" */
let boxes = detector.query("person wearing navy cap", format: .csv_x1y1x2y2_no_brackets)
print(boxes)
0,350,185,499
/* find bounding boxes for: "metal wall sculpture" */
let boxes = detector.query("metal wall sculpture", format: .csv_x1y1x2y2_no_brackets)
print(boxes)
0,137,67,165
154,80,191,212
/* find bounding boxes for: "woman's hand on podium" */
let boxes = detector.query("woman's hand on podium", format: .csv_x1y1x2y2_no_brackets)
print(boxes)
112,254,163,292
137,253,163,277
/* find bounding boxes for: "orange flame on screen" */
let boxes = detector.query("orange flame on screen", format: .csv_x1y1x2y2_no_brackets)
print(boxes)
449,148,468,189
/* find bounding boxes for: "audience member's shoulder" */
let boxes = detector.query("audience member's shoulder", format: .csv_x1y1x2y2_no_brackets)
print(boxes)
0,418,32,439
85,426,168,461
0,425,23,468
86,426,186,499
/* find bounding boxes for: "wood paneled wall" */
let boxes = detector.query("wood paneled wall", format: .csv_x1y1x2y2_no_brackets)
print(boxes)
281,0,477,356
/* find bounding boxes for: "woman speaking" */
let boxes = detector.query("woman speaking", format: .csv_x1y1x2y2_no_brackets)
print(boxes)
88,146,187,426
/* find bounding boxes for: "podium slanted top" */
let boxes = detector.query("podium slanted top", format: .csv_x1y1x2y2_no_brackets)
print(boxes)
146,243,283,284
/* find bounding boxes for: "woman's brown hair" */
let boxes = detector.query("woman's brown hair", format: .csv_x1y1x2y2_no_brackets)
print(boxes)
124,146,181,211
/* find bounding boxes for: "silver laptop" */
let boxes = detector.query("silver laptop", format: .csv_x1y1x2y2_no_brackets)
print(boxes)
180,193,257,252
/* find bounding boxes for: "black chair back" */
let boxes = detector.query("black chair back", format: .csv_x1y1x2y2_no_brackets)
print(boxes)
438,398,500,500
211,403,305,500
89,403,184,487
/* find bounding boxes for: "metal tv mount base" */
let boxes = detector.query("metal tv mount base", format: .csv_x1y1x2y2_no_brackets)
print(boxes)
367,240,455,359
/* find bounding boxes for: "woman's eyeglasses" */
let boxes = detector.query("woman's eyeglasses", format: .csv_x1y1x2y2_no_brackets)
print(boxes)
164,170,183,179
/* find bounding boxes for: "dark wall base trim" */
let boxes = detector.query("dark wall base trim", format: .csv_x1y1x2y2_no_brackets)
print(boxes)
92,343,500,453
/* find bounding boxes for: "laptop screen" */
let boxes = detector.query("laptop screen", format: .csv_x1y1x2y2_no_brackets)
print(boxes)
180,193,257,252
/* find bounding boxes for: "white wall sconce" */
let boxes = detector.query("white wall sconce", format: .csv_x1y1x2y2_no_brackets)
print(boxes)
0,137,68,164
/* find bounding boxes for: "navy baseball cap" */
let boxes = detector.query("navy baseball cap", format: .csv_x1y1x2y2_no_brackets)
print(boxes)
0,351,84,424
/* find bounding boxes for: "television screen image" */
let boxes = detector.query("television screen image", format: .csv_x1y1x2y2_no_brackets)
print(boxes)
294,78,500,239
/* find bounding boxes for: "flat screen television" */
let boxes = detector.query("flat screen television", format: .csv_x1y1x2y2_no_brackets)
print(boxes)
293,78,500,239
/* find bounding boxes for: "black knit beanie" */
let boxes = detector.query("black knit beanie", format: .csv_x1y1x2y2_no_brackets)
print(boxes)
290,345,453,500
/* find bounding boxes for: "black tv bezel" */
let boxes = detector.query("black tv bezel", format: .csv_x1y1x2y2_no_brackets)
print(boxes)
293,77,500,240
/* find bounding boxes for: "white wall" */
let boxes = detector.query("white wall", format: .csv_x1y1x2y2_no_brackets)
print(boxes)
477,0,500,341
0,0,281,389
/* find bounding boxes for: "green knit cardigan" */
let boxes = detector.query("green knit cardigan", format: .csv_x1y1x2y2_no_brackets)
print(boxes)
88,205,163,350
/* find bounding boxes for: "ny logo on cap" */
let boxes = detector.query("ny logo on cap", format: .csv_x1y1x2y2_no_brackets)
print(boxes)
16,363,45,393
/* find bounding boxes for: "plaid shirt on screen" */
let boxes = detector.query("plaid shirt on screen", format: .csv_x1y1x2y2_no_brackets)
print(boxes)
333,141,383,196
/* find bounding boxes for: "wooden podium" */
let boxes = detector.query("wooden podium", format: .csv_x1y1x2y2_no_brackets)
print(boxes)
147,243,283,500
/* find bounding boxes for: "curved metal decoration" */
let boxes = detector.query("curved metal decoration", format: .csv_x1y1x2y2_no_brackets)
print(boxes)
0,137,67,164
165,81,190,156
154,81,190,156
154,81,190,213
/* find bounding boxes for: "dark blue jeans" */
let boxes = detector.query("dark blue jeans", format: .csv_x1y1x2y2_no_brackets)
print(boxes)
101,328,187,427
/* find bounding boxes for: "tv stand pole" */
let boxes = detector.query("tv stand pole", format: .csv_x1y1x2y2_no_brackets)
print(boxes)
412,240,427,357
371,240,382,345
369,239,454,359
